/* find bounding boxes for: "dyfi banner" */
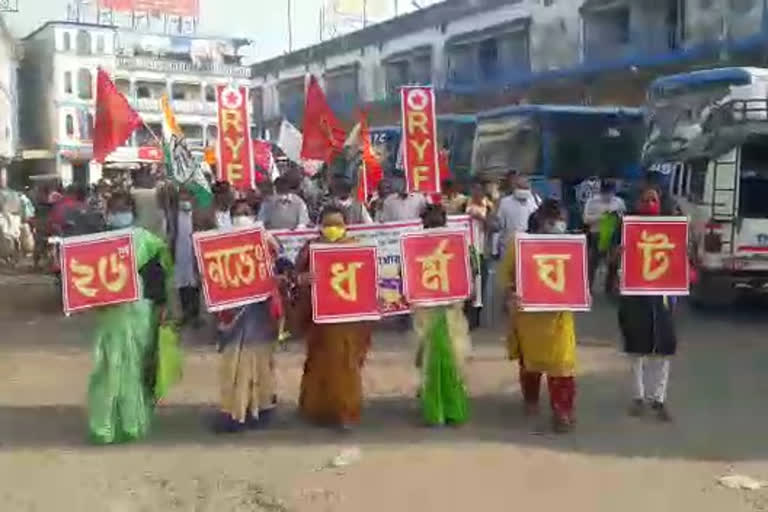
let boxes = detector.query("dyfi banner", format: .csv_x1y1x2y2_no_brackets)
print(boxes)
216,85,255,190
310,243,381,323
400,86,440,195
60,229,140,314
620,216,690,295
400,228,471,307
515,234,590,312
193,226,274,312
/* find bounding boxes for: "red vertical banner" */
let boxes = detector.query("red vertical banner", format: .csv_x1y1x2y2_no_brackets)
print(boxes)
216,85,254,190
621,216,690,295
400,229,471,306
310,244,381,323
400,86,440,195
60,230,140,314
193,226,274,312
515,234,590,311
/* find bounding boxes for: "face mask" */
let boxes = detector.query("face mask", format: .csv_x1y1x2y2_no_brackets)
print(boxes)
179,201,192,212
638,200,661,216
232,215,254,227
107,212,133,229
550,220,567,234
322,225,346,242
513,189,530,201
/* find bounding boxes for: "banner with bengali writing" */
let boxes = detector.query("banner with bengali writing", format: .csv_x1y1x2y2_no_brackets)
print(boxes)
270,215,480,315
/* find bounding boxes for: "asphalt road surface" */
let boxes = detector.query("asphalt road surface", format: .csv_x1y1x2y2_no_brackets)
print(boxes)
2,275,768,511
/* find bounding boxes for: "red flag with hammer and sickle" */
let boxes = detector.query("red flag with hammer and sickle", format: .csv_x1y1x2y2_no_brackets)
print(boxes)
301,75,346,163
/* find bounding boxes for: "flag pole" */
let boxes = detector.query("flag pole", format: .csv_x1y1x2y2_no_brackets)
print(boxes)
142,119,163,146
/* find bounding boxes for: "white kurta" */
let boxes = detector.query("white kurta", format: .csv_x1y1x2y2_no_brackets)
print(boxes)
173,211,198,288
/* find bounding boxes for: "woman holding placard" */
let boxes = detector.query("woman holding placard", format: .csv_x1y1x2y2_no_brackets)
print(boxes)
294,205,372,431
499,199,577,433
617,186,678,422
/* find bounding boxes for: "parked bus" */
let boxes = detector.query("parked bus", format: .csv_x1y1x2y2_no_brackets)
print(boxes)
643,67,768,305
369,114,477,185
471,104,644,223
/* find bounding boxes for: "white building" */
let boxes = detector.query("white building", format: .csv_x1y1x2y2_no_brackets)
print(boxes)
0,13,19,164
19,21,254,186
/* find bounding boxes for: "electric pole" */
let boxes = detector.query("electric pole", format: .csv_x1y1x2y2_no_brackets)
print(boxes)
287,0,293,52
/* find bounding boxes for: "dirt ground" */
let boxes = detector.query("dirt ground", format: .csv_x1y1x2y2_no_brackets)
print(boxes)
2,277,768,511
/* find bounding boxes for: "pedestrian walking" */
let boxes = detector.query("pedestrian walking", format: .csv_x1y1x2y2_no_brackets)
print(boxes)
294,205,372,431
583,180,625,292
618,186,677,422
87,191,174,444
258,176,310,229
499,199,577,433
412,204,471,427
212,200,282,433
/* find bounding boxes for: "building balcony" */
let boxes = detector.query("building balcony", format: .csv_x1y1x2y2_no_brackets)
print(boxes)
116,55,252,79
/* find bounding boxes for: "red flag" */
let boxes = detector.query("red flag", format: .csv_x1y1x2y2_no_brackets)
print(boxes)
301,75,345,163
93,68,142,163
356,110,384,202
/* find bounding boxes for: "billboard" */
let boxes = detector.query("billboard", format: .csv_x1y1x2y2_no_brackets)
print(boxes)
98,0,199,18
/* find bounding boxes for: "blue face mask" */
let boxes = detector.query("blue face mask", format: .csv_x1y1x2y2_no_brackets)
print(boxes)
107,212,134,229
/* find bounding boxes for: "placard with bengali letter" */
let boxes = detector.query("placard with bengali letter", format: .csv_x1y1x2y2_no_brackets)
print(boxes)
193,225,274,312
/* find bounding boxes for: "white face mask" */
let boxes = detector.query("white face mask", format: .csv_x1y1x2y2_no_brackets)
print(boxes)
232,215,255,227
545,220,567,234
513,189,531,201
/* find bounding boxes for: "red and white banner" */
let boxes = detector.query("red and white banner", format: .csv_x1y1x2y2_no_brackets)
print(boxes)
193,226,274,312
401,228,471,306
216,85,255,190
400,86,440,195
98,0,198,17
60,230,139,314
310,244,381,323
515,234,590,311
621,216,690,295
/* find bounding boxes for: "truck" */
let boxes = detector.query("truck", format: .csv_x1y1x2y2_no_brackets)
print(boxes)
643,67,768,306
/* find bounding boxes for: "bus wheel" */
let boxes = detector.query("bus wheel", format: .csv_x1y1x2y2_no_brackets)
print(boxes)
689,273,737,309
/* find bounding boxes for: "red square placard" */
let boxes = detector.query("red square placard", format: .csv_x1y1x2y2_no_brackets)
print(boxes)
194,226,274,312
400,229,471,306
621,216,689,295
515,234,590,311
310,243,381,323
60,229,139,314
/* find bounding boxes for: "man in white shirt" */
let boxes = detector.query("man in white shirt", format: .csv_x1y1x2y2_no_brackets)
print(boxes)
379,178,428,222
583,180,626,291
495,175,541,255
258,176,310,229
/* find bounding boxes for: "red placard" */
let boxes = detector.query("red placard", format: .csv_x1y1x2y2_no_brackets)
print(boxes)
401,229,471,306
515,234,590,311
216,85,254,190
60,230,139,314
193,226,274,312
310,244,381,323
621,216,690,295
400,86,440,195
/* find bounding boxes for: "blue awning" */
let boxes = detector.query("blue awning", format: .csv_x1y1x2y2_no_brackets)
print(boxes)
649,67,758,96
477,104,643,121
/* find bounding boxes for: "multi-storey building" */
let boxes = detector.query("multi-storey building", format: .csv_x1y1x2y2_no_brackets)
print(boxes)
19,21,253,186
0,13,19,164
250,0,768,131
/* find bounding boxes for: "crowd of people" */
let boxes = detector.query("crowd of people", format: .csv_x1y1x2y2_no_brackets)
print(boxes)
0,162,680,442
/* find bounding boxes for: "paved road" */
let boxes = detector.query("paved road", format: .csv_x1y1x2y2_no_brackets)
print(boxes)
2,278,768,511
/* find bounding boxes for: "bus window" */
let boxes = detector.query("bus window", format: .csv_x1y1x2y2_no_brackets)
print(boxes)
738,135,768,218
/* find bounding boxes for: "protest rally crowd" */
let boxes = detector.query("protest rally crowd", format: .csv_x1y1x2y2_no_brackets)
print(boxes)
0,73,685,444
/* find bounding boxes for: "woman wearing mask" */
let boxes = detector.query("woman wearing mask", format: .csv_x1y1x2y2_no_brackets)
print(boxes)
499,199,578,433
413,204,472,427
88,191,174,444
213,200,283,433
294,205,372,431
618,186,677,422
